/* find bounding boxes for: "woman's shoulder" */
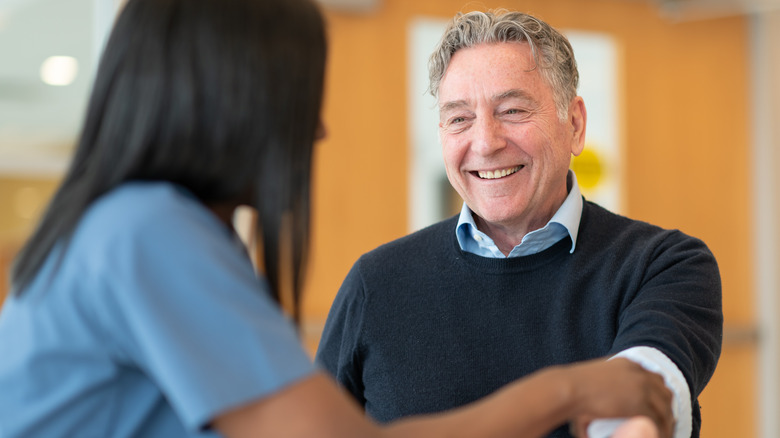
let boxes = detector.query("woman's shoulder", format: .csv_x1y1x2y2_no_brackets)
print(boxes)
90,182,201,223
64,182,231,273
81,182,219,240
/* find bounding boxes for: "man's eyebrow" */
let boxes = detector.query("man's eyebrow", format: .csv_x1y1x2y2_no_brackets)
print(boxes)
493,89,535,103
439,90,536,113
439,99,468,114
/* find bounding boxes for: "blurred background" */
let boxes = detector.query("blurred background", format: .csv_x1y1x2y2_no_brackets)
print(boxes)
0,0,777,436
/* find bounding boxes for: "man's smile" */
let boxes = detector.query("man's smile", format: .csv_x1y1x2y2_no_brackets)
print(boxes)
475,165,524,180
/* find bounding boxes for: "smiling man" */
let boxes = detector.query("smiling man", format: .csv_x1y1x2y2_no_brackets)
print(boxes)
438,42,585,256
316,9,722,438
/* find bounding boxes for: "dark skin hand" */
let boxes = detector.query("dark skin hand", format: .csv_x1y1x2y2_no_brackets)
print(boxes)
565,358,674,438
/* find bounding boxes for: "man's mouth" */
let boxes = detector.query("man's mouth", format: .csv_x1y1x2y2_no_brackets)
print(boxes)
476,165,523,180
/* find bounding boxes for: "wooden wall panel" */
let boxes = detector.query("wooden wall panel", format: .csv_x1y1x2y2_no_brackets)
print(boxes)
0,177,60,302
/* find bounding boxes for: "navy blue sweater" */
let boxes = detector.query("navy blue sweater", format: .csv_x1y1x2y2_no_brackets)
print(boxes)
316,200,722,437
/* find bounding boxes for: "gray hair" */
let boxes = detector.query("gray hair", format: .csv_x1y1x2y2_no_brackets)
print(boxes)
428,9,579,120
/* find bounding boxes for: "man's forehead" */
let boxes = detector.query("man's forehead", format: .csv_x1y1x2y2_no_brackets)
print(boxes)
446,41,533,67
438,43,542,92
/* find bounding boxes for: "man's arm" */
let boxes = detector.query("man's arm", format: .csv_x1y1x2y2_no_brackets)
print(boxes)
607,230,723,437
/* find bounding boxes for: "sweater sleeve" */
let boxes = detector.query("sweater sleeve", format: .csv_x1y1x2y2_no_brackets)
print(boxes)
602,346,692,438
610,230,723,432
315,260,367,407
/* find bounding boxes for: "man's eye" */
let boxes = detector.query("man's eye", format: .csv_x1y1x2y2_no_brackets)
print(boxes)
505,108,523,115
451,117,466,124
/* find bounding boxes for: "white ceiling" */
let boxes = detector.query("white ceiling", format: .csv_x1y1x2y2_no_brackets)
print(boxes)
0,0,97,176
0,0,378,176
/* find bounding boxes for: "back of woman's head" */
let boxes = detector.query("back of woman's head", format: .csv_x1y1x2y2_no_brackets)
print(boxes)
12,0,327,317
87,0,325,200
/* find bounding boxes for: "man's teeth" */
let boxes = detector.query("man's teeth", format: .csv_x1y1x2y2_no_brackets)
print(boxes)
478,166,521,180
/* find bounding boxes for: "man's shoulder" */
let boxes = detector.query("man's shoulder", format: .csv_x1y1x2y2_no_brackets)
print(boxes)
357,216,458,265
584,199,669,233
581,199,710,251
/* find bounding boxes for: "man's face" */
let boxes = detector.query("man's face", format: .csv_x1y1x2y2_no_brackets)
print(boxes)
438,42,585,234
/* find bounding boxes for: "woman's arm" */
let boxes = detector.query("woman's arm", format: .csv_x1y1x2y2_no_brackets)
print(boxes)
213,357,672,438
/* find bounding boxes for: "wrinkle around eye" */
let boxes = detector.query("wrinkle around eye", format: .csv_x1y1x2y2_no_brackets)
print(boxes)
440,120,471,135
500,109,533,123
440,115,473,133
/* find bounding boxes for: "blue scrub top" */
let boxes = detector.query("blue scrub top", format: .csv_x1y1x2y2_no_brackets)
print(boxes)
0,182,315,438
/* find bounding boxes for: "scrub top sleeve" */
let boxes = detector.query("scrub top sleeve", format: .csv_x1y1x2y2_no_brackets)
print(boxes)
98,203,315,432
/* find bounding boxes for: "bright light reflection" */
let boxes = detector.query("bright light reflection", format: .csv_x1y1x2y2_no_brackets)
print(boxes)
40,56,79,86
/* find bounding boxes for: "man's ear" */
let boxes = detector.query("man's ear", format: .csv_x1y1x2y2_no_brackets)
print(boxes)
569,96,587,157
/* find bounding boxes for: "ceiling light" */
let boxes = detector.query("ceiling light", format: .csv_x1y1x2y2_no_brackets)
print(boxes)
40,56,79,86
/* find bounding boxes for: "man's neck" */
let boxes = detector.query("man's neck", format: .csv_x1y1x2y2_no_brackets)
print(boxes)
472,213,551,256
473,179,572,256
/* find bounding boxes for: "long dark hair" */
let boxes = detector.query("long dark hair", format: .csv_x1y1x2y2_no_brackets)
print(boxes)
11,0,326,322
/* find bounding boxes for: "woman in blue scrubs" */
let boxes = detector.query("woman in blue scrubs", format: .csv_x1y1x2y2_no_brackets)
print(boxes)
0,0,670,437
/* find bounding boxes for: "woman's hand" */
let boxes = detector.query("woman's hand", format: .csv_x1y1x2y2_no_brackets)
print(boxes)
560,358,673,438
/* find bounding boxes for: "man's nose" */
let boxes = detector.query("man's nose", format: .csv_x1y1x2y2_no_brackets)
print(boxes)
471,117,507,155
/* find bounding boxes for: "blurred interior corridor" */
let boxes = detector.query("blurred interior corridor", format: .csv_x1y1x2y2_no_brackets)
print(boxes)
1,0,779,436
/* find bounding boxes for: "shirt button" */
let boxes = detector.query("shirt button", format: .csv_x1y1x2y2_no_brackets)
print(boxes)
475,235,483,241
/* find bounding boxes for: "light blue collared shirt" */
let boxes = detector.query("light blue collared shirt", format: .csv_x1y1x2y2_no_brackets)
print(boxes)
456,170,583,257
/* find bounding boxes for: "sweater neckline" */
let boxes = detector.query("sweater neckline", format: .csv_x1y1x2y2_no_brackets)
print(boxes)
446,217,574,274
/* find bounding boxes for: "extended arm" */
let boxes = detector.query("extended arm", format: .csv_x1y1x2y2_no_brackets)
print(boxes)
213,358,672,438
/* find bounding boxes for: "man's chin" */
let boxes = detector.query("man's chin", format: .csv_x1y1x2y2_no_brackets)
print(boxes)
469,207,528,231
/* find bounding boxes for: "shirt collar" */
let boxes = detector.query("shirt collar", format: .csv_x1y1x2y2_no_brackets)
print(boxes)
456,170,583,256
